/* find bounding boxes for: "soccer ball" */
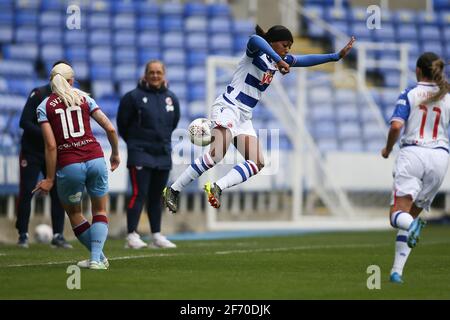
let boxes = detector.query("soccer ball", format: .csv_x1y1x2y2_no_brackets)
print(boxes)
188,118,212,146
34,224,53,244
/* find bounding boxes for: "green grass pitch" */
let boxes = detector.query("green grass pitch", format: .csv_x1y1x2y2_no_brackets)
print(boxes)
1,226,450,299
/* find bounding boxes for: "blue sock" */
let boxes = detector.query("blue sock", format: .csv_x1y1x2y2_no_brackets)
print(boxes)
90,215,109,263
73,220,106,261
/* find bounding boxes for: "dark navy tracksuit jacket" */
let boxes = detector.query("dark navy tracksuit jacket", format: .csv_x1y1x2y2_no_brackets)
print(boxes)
117,81,180,233
16,85,65,235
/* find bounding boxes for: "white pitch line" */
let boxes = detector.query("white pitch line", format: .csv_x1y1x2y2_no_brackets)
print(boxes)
3,240,450,268
214,243,387,255
2,252,181,268
214,240,450,255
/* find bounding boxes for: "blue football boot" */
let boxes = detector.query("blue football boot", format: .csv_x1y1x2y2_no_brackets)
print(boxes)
407,218,426,249
390,272,403,284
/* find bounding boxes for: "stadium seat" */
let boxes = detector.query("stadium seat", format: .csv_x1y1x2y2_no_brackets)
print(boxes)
187,67,206,85
138,50,161,65
88,14,111,29
340,138,364,152
114,30,136,46
160,16,184,32
113,14,135,30
317,138,339,153
89,30,112,46
115,48,137,64
373,24,395,42
210,18,231,33
186,33,208,51
40,45,64,63
336,105,359,122
119,80,136,96
112,1,137,14
187,51,207,67
89,46,113,64
138,32,160,47
314,121,337,139
3,44,38,60
137,16,159,31
163,50,186,65
40,28,63,44
71,61,88,80
338,122,361,139
308,104,335,122
90,64,113,80
64,30,88,45
15,11,38,26
15,27,38,43
210,34,233,52
396,24,418,41
185,16,208,32
162,32,184,49
92,80,115,99
0,26,13,43
161,2,184,16
166,66,186,83
65,46,88,62
185,2,208,17
136,1,159,15
208,3,231,17
39,11,62,28
419,26,441,41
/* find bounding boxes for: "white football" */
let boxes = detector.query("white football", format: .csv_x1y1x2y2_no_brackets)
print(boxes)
188,118,212,146
34,224,53,244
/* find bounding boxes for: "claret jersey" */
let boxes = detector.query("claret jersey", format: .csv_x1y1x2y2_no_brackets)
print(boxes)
37,93,104,168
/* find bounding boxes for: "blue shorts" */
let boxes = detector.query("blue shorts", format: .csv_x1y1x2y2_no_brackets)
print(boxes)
56,158,108,205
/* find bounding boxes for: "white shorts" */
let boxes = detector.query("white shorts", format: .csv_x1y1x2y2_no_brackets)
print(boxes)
390,146,449,210
210,95,257,138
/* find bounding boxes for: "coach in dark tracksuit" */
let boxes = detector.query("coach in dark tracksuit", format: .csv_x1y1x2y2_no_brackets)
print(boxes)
15,60,71,248
117,60,180,249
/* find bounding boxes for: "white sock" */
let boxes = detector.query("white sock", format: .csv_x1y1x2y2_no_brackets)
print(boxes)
390,210,414,230
216,160,259,191
171,153,215,191
391,230,411,276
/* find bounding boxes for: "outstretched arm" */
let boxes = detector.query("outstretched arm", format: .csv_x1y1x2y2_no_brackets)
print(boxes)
287,36,355,67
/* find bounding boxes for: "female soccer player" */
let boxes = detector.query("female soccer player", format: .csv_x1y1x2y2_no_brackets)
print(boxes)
382,52,450,283
33,63,120,270
163,25,355,212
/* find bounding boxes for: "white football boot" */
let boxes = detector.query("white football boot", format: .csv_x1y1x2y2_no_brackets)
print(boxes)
125,231,147,249
77,257,109,269
150,234,177,248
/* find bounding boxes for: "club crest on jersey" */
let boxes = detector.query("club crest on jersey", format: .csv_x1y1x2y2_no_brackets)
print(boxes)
143,97,148,103
260,70,274,85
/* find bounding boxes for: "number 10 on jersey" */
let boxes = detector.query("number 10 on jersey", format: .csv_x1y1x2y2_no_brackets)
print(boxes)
55,106,85,139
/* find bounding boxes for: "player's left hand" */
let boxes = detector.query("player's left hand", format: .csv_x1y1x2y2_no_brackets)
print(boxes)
381,147,391,159
338,36,356,59
32,179,54,196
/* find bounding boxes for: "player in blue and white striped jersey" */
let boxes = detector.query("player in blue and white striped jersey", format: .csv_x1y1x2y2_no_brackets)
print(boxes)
382,52,450,283
163,25,355,212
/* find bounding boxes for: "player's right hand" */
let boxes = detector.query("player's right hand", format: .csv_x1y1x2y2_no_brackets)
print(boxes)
381,147,391,159
32,179,54,195
277,60,290,75
110,154,120,172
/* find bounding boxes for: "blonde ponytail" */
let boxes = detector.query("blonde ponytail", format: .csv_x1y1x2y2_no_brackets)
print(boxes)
50,64,89,107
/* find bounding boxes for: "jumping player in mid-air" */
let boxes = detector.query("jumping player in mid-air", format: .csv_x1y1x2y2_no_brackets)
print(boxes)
163,25,355,212
33,63,120,270
382,52,450,283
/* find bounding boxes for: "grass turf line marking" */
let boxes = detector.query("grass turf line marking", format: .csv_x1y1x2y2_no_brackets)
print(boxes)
214,240,450,255
3,240,450,268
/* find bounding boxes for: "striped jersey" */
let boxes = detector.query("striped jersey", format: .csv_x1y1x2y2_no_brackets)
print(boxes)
220,51,296,119
391,82,450,150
